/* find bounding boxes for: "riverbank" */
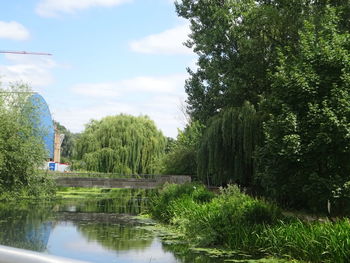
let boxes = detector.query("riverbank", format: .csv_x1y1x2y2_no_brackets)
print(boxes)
0,171,56,201
147,183,350,263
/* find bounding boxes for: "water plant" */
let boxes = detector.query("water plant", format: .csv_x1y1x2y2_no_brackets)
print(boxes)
149,183,350,262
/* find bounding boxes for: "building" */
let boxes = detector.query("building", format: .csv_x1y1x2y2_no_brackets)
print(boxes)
27,93,68,171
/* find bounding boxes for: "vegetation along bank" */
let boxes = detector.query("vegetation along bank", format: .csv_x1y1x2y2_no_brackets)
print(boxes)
148,183,350,263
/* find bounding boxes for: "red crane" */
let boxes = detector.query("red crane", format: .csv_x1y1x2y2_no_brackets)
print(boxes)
0,50,52,56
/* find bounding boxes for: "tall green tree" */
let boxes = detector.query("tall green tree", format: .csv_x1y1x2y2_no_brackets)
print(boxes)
177,1,350,212
176,0,350,122
75,114,166,174
0,84,49,194
163,121,205,176
258,7,350,210
198,102,264,186
176,0,312,123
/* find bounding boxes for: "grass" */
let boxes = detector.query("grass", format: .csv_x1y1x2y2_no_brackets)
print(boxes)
148,183,350,263
56,187,131,199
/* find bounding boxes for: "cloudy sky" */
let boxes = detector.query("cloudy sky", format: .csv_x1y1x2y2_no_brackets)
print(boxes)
0,0,196,137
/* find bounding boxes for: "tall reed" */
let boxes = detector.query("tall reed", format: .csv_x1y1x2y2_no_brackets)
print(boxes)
149,183,350,262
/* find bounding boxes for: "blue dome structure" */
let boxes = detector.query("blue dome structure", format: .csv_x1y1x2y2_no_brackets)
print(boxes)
27,93,55,159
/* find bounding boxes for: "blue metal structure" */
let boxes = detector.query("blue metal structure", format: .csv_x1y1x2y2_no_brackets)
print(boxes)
27,93,55,159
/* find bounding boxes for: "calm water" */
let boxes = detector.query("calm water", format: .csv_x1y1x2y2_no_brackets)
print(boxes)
0,189,235,263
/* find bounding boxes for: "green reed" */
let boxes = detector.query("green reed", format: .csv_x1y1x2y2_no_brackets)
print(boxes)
149,183,350,262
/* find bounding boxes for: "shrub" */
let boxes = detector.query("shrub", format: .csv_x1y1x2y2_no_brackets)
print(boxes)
148,183,213,222
258,219,350,263
149,183,350,262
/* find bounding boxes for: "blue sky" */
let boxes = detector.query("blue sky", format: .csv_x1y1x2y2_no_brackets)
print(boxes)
0,0,195,137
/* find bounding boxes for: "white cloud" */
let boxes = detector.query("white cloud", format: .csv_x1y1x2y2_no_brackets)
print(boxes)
0,21,30,40
56,74,187,137
129,24,192,55
36,0,133,17
72,83,120,98
72,74,185,98
0,54,57,88
52,103,135,133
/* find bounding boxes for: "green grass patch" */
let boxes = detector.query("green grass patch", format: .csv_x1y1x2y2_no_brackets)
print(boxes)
56,187,127,199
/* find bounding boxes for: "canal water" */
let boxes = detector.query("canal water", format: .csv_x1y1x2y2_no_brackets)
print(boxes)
0,189,243,263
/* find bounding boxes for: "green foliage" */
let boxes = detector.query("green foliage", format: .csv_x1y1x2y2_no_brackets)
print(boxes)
162,121,205,175
177,0,350,122
257,219,350,263
148,183,214,222
165,137,176,153
54,121,76,161
175,0,313,123
198,102,264,186
331,181,350,216
149,183,350,262
177,0,350,213
258,7,350,211
74,114,166,174
171,185,281,247
0,84,55,197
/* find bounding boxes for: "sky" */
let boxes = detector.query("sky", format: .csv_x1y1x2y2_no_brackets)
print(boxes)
0,0,196,138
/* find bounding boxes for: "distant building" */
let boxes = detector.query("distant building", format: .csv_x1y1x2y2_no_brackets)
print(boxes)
27,93,55,159
27,93,67,171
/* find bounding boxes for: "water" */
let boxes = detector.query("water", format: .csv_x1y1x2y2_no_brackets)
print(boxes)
0,189,236,263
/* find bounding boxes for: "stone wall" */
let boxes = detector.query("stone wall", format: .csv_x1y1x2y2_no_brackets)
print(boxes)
55,175,191,189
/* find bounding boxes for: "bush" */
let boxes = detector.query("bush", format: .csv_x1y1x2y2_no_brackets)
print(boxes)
0,84,56,198
148,183,213,222
257,219,350,263
181,185,282,247
149,183,350,262
149,184,282,247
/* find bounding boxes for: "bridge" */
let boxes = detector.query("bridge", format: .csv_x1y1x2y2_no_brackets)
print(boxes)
54,174,191,189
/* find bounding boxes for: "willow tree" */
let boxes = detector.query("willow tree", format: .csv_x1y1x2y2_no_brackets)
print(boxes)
75,115,166,174
197,102,264,187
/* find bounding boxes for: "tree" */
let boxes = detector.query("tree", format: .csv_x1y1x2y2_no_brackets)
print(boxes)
75,114,166,174
54,121,76,161
257,7,350,210
0,84,49,194
176,0,312,123
197,102,264,186
163,121,205,176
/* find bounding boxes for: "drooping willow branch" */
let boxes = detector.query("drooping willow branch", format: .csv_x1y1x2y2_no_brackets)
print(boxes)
197,102,264,186
75,115,166,175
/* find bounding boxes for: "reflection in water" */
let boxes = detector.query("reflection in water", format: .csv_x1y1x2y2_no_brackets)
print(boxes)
0,202,54,251
46,222,179,263
57,189,152,215
0,190,260,263
77,223,152,251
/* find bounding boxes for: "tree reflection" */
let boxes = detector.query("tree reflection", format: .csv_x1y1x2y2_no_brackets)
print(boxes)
77,223,153,251
57,189,153,214
0,201,54,251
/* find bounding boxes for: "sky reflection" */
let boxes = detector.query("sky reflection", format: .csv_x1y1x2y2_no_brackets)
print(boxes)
46,222,179,263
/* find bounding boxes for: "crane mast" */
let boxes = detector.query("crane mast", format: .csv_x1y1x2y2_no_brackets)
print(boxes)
0,50,52,56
